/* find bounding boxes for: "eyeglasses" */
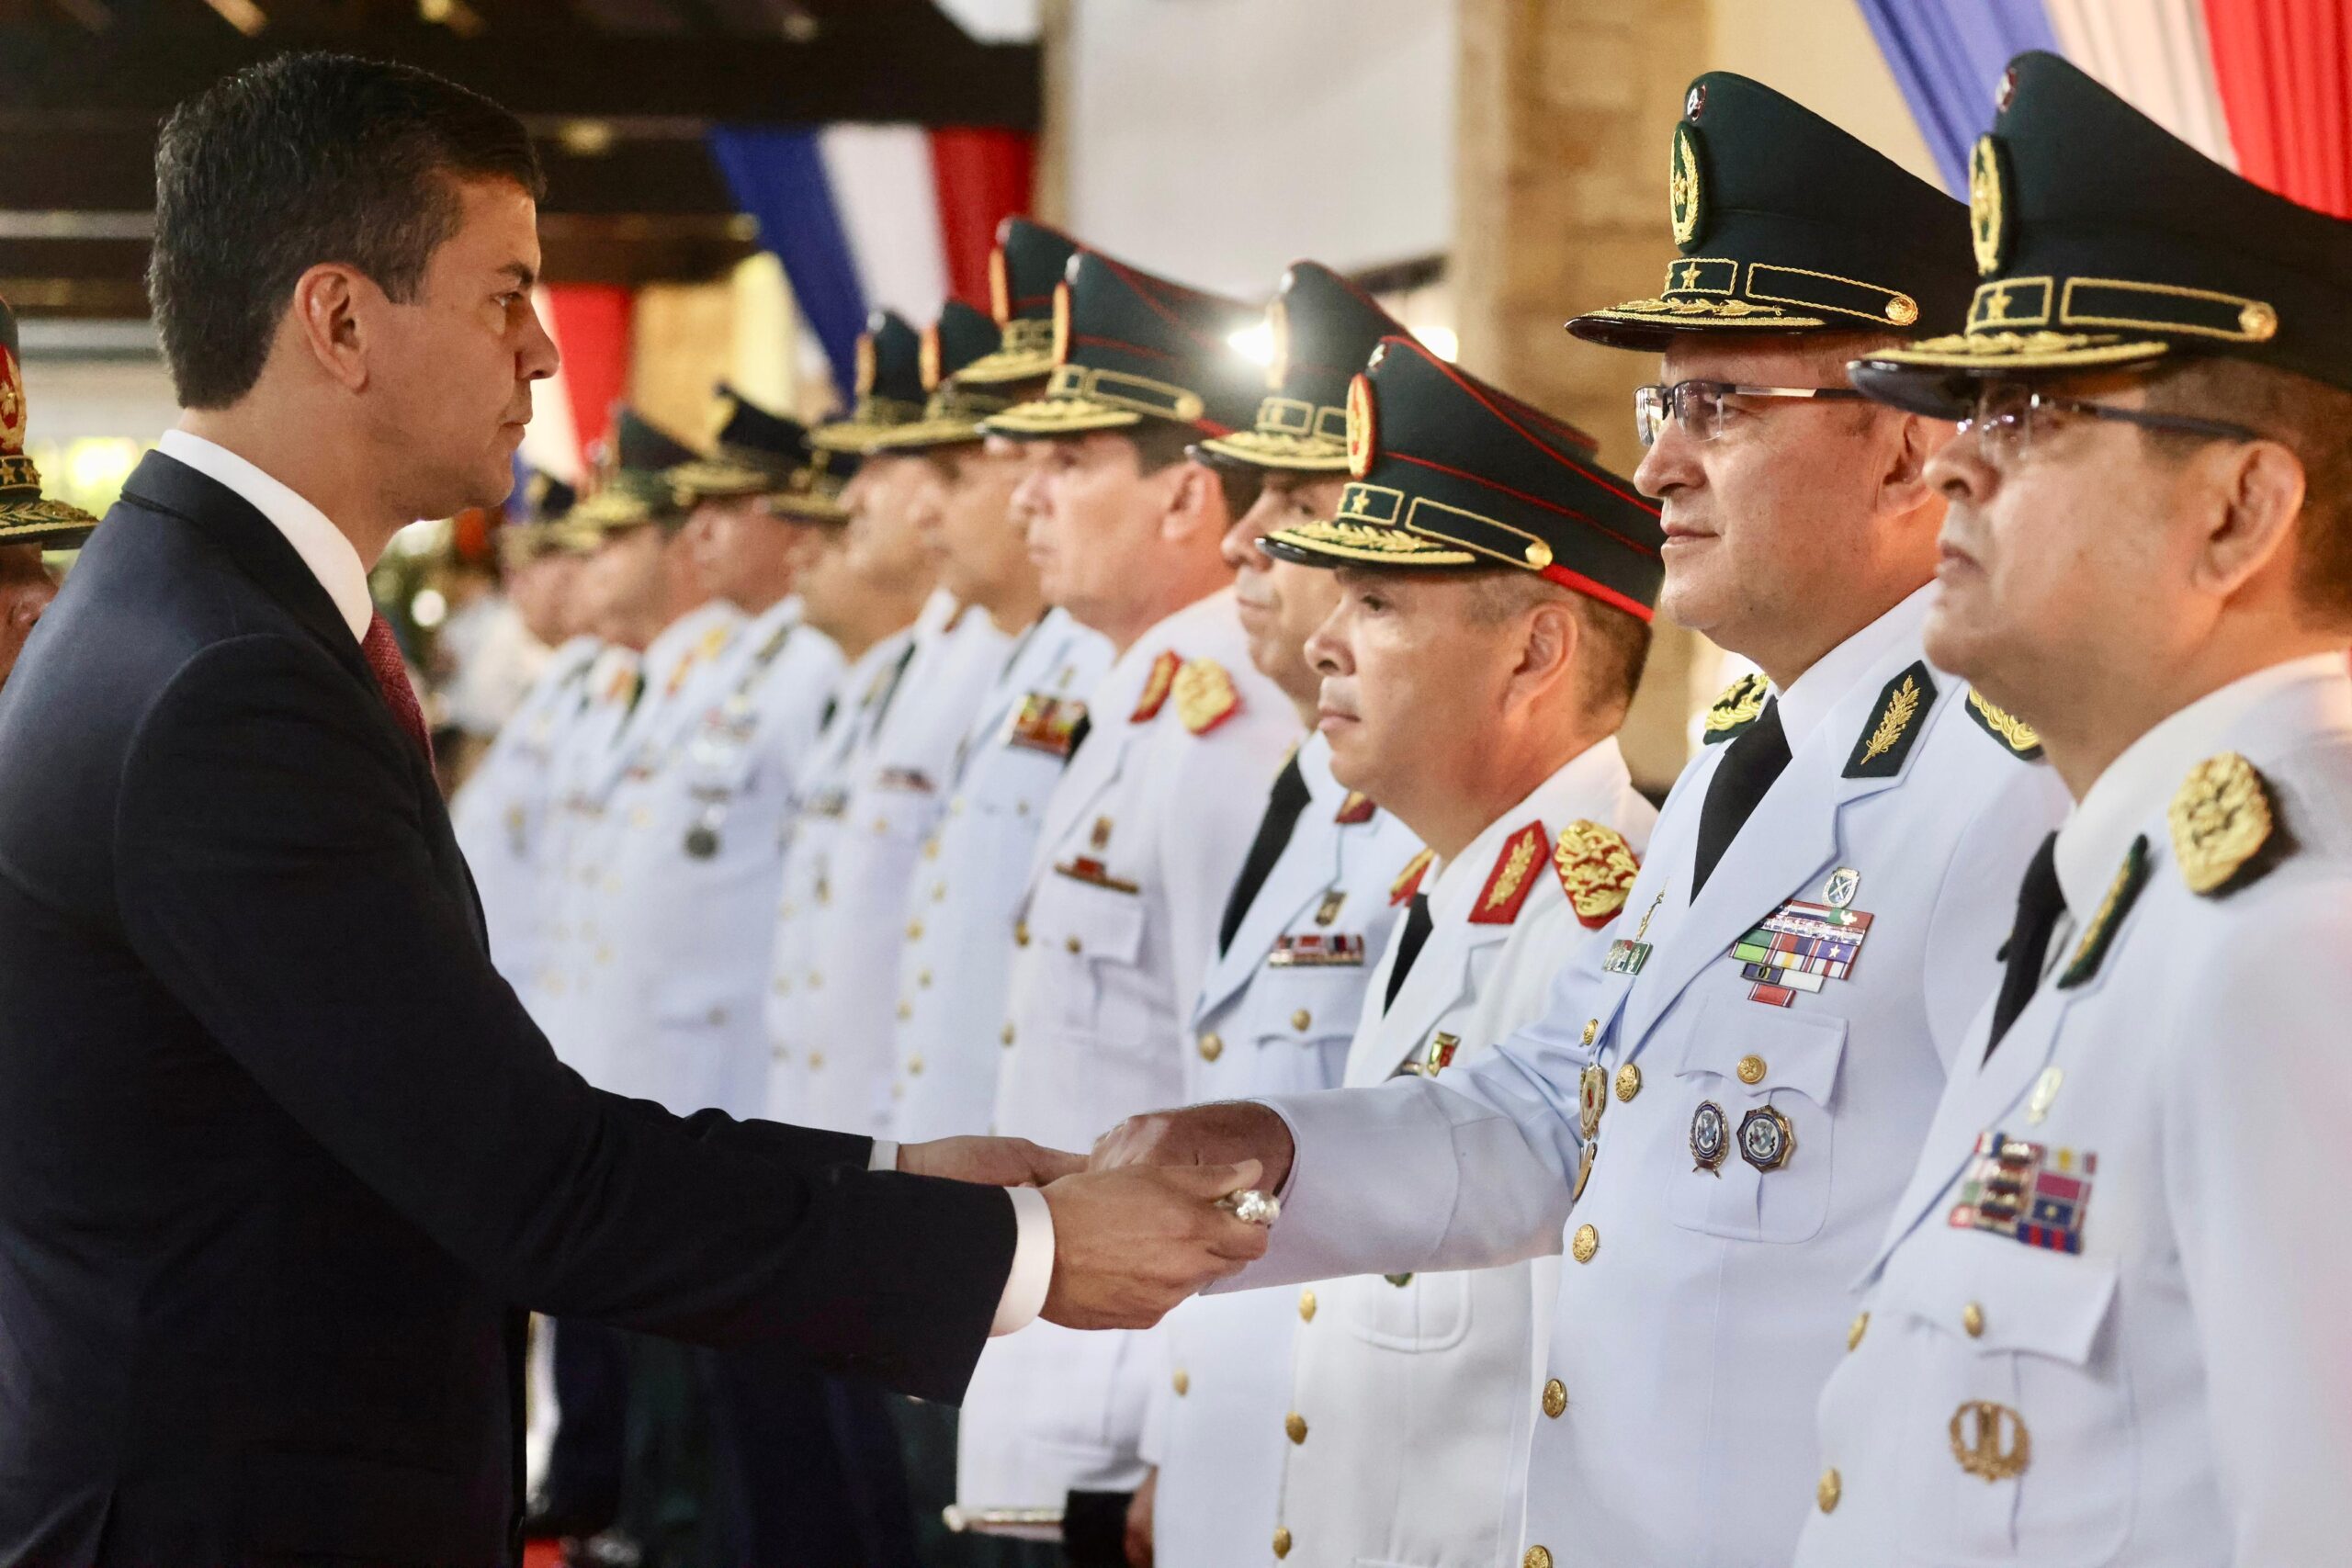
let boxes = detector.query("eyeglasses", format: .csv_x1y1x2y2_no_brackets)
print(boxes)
1958,383,2264,463
1634,379,1870,447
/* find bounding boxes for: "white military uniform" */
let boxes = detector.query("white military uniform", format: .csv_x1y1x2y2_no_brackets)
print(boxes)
1272,739,1653,1568
586,596,841,1119
886,607,1113,1144
450,633,600,990
762,624,916,1121
766,592,1009,1138
537,603,745,1089
1241,586,2070,1568
1798,653,2352,1568
1145,732,1424,1568
957,586,1299,1514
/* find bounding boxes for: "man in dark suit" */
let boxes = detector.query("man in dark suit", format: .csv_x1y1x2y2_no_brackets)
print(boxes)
0,53,1268,1568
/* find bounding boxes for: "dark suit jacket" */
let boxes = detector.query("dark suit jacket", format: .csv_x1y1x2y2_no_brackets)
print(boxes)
0,452,1018,1567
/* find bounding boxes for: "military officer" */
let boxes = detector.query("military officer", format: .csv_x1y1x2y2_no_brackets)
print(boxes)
1798,53,2352,1565
1253,337,1657,1568
765,304,1012,1142
953,245,1297,1563
1138,261,1428,1568
1096,74,2072,1568
0,299,99,690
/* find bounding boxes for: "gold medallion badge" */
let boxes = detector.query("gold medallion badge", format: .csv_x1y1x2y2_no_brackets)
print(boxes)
1669,122,1704,248
1172,658,1241,736
1968,135,2007,278
1553,818,1641,930
2167,750,2273,895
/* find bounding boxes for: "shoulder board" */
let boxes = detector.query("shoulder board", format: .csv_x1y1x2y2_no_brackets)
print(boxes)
1963,689,2043,760
1335,790,1377,825
1131,649,1181,723
1469,821,1550,926
699,622,736,660
2058,835,2150,987
1843,660,1939,779
1172,658,1241,736
2167,750,2284,896
603,664,639,705
1703,671,1770,746
1389,847,1435,906
1552,818,1642,930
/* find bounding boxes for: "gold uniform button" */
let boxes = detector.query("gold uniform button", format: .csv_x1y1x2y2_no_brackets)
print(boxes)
808,1051,825,1070
1290,1009,1311,1032
917,969,932,988
1817,1467,1841,1513
1615,1063,1642,1101
896,1001,912,1021
1848,1311,1869,1351
907,919,923,941
1571,1224,1599,1263
1198,1032,1224,1062
908,1055,925,1077
1272,1527,1292,1560
1014,922,1031,947
932,883,946,903
1298,1290,1317,1323
1542,1378,1566,1418
1001,1022,1016,1046
1736,1055,1768,1085
1523,1549,1554,1568
1962,1301,1985,1338
1283,1412,1307,1445
1065,935,1082,954
1171,1369,1189,1396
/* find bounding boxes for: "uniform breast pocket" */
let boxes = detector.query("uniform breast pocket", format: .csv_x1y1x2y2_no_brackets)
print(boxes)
1335,1262,1471,1353
1882,1236,2133,1568
1036,879,1149,1045
1667,996,1845,1243
1247,967,1364,1093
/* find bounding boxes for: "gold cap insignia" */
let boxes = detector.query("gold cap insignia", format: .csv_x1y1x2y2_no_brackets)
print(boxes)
1669,122,1704,249
1172,657,1241,735
1553,818,1641,930
989,246,1012,325
2168,750,2275,895
1345,373,1376,479
1969,135,2008,279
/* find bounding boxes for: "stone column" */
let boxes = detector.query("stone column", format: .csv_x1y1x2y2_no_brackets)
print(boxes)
1453,0,1712,794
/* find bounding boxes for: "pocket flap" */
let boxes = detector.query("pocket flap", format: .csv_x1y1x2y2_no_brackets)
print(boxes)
1672,994,1849,1106
1245,966,1372,1044
1036,877,1148,965
1882,1231,2119,1365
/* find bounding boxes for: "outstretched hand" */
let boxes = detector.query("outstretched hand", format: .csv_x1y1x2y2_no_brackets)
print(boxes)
1039,1160,1271,1330
1090,1100,1296,1194
896,1134,1087,1188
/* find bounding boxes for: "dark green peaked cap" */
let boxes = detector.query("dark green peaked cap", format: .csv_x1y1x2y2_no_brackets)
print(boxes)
1851,51,2352,415
1262,337,1662,621
868,299,1021,453
0,297,97,547
1569,72,1974,351
959,216,1084,387
981,249,1264,440
812,310,926,452
667,386,812,499
1196,261,1411,473
602,406,696,478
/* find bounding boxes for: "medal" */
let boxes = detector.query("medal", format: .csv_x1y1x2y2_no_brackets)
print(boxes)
1578,1064,1608,1140
1604,887,1668,976
1732,873,1875,1007
2025,1066,2063,1124
1314,890,1346,927
1690,1100,1728,1173
1574,1140,1596,1201
1737,1105,1796,1171
684,823,719,859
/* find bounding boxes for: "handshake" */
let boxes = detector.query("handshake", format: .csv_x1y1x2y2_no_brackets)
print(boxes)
899,1100,1299,1331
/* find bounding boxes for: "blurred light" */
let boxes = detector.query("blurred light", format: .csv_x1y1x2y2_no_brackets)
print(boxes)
63,437,138,497
202,0,266,34
1228,321,1275,366
411,589,447,629
392,517,452,558
558,119,616,158
1419,326,1460,362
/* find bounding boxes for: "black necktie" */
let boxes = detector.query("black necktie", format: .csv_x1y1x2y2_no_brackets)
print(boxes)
1692,697,1790,896
1384,892,1433,1012
1063,711,1091,761
1986,831,2065,1058
1219,755,1313,953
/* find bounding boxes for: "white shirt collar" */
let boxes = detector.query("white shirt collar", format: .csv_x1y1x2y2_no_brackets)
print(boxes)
158,429,375,642
1770,582,1936,750
1295,730,1345,810
2052,651,2347,914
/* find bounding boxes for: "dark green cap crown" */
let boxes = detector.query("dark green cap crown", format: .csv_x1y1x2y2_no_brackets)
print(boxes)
1569,72,1974,350
959,216,1083,386
867,299,1024,453
1196,261,1409,473
1851,51,2352,413
982,249,1263,439
1263,337,1662,621
667,386,812,499
812,310,927,452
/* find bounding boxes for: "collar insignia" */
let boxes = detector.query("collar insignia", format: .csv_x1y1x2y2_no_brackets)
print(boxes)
1390,846,1434,907
2058,834,2149,987
1964,689,2042,759
1704,671,1770,745
1553,819,1641,930
1470,821,1550,926
1131,649,1181,723
1335,791,1377,825
2168,750,2279,895
1844,660,1939,779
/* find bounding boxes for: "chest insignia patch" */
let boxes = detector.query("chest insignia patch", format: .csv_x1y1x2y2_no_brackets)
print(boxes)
1844,660,1939,779
1605,887,1668,976
2168,750,2279,896
1730,868,1875,1007
2057,834,2149,988
1008,693,1089,757
1390,847,1435,907
1425,1032,1461,1074
1964,689,2043,760
1131,649,1182,723
1314,889,1347,926
1172,658,1241,736
1267,932,1365,968
1553,818,1642,929
1948,1130,2095,1253
1703,671,1770,746
1470,821,1551,926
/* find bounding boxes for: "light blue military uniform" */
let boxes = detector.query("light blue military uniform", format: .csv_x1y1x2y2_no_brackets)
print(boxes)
1143,732,1422,1568
1239,586,2071,1568
1798,654,2352,1567
586,595,841,1119
450,633,600,991
766,592,1009,1138
885,606,1112,1143
956,586,1300,1517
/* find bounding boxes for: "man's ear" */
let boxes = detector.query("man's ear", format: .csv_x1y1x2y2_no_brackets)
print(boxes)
2197,439,2308,601
287,263,374,394
1510,593,1582,708
1159,459,1230,546
1880,412,1952,515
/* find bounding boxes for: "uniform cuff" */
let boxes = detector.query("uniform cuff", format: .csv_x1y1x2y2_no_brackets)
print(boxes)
989,1185,1055,1336
868,1140,898,1172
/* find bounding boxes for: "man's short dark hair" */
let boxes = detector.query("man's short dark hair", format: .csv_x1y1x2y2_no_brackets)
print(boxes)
1464,569,1653,720
1125,420,1266,521
149,52,545,410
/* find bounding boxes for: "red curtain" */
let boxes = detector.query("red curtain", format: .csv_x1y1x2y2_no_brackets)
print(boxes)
542,284,635,470
2202,0,2352,216
927,128,1036,310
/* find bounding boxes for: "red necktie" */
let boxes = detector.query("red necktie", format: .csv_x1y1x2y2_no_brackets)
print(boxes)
361,611,434,765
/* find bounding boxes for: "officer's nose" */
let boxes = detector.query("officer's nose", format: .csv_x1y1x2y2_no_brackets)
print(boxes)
1305,601,1351,677
1928,423,1996,509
